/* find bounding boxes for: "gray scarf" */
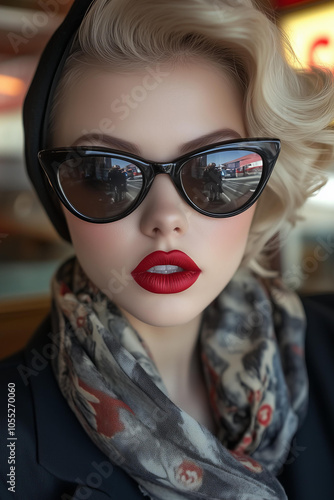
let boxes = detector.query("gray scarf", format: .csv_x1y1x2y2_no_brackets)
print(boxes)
51,258,307,499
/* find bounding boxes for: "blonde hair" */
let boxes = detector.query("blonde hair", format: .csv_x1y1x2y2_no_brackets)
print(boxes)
52,0,334,274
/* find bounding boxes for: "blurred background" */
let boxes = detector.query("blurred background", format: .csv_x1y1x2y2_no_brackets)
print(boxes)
0,0,333,357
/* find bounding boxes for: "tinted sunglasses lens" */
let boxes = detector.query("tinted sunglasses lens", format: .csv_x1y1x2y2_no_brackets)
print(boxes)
181,149,263,214
58,155,143,219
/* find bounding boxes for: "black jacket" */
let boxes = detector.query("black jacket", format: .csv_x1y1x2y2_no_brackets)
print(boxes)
1,295,333,499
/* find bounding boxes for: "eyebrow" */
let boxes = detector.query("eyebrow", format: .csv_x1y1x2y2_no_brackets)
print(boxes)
178,129,242,154
72,128,242,157
72,133,141,155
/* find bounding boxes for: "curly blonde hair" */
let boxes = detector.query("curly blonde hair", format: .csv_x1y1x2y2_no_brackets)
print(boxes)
51,0,334,273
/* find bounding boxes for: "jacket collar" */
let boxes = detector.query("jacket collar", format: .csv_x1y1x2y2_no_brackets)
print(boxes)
24,316,142,498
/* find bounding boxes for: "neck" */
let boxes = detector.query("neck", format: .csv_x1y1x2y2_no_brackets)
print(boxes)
119,309,203,394
118,309,216,434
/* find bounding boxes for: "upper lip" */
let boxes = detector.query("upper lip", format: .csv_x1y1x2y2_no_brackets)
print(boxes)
131,250,201,275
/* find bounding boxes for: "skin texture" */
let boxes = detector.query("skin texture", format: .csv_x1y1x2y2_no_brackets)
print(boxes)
53,59,256,431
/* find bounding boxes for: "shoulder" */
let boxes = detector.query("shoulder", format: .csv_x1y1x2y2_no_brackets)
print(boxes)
0,323,73,499
279,293,334,500
301,294,334,396
0,317,144,500
301,293,334,333
0,315,54,408
0,350,36,447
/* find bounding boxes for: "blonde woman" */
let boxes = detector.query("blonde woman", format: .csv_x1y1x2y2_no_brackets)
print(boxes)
1,1,333,499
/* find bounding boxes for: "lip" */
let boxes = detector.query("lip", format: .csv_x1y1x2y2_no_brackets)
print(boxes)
131,250,201,294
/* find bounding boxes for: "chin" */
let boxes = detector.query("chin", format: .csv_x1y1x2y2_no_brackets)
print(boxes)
117,295,206,329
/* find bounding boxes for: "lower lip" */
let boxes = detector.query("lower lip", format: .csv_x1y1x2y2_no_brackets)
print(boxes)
132,270,200,294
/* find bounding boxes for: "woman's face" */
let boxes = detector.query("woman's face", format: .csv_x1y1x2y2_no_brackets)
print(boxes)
53,59,255,327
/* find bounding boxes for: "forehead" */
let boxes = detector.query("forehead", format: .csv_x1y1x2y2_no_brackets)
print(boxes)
52,58,246,160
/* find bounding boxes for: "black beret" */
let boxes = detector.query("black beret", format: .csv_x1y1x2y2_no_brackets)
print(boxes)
23,0,95,241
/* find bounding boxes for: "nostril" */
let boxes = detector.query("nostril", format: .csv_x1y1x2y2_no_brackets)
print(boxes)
152,225,181,234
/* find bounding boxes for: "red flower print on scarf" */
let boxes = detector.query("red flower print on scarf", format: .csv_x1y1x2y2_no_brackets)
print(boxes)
257,404,273,426
79,379,134,438
248,389,262,404
234,434,253,454
175,460,203,491
77,316,86,328
60,282,72,296
230,451,263,473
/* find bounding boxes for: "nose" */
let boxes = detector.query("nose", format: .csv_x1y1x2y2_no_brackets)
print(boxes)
138,174,190,238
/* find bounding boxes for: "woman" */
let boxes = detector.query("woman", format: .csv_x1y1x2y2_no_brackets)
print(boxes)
1,0,334,498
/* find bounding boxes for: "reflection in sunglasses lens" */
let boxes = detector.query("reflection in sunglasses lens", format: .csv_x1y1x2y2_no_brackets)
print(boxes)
58,149,264,219
59,156,143,219
181,150,263,213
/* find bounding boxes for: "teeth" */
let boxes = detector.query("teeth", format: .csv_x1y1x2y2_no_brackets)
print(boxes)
147,265,184,274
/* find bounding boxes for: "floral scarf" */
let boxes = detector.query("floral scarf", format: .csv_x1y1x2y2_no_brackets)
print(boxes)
51,258,307,500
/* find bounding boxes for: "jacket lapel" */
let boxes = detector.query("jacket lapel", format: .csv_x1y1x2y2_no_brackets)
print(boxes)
24,316,143,498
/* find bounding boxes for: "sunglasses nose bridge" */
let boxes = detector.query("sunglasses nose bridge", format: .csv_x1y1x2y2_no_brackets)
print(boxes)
152,163,174,175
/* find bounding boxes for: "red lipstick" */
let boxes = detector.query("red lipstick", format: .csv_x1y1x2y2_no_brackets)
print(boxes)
131,250,201,294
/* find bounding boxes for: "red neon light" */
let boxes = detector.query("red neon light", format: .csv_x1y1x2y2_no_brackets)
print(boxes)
309,37,333,68
273,0,317,9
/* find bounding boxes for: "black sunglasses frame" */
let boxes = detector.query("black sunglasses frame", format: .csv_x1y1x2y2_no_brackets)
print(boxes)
38,138,281,224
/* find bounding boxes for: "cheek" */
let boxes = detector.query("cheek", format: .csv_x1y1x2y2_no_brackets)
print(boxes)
63,211,129,289
205,207,255,267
